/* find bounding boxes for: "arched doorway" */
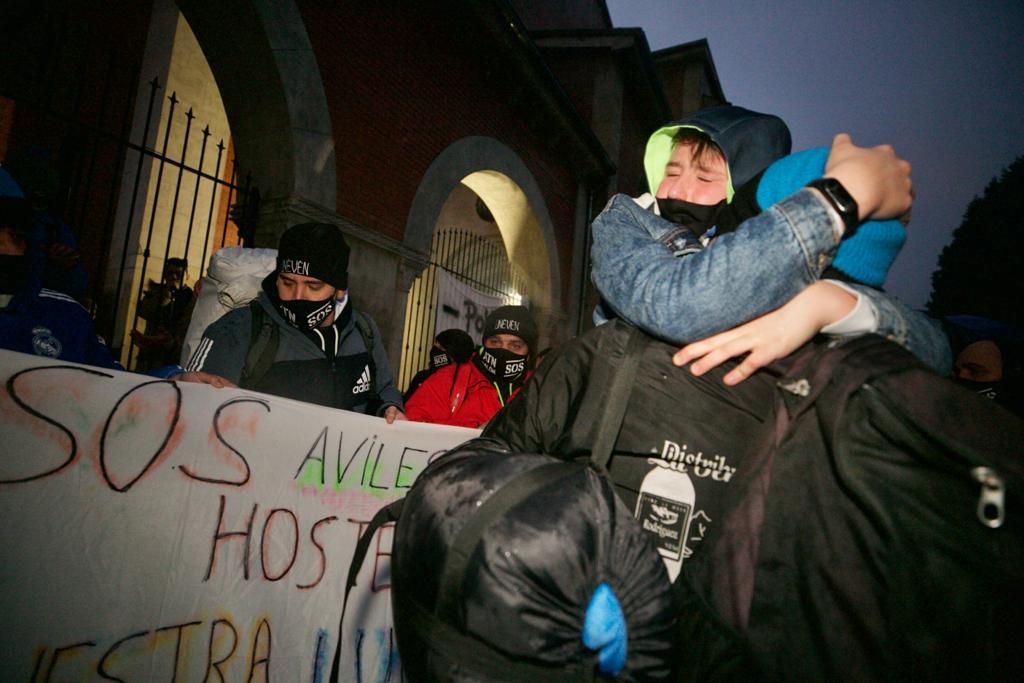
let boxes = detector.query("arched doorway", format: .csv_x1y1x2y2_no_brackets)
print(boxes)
399,137,559,389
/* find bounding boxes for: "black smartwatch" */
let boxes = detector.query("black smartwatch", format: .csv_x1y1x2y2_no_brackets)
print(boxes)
806,177,859,237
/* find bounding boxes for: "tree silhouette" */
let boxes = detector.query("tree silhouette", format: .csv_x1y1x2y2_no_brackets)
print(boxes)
928,156,1024,327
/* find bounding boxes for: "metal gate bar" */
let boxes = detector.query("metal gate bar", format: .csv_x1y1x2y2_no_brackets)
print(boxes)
398,227,526,390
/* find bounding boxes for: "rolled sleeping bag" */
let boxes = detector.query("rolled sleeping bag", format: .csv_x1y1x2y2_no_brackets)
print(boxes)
391,443,677,681
178,246,278,365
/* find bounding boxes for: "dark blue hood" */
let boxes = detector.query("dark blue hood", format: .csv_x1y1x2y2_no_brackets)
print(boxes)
644,105,792,201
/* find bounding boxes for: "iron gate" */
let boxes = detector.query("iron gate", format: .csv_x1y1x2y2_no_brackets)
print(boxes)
2,74,255,369
398,228,526,390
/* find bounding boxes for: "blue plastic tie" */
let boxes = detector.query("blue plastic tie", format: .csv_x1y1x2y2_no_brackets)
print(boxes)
582,581,627,676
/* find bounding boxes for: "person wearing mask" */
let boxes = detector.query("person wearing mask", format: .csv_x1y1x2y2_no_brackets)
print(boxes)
946,315,1023,417
177,222,405,422
483,131,923,582
404,328,475,402
591,106,950,378
405,305,536,428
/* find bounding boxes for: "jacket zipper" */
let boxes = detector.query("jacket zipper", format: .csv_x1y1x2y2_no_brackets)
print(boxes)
864,384,1009,530
972,466,1005,529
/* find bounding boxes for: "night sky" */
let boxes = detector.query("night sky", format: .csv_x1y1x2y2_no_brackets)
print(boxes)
606,0,1024,310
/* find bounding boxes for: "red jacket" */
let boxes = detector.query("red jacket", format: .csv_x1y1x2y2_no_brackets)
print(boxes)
405,358,528,428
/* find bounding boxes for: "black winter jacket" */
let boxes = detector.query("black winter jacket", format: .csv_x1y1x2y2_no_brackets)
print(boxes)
484,319,778,579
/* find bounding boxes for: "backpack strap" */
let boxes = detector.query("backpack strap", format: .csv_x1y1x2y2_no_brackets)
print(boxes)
435,460,585,624
328,325,644,681
589,324,646,472
328,497,405,683
774,335,924,422
239,300,278,389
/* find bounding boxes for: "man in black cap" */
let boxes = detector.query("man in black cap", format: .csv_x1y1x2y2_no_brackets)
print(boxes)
405,305,537,428
178,223,405,421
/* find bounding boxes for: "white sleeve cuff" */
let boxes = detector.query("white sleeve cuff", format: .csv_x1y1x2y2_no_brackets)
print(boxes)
819,279,878,335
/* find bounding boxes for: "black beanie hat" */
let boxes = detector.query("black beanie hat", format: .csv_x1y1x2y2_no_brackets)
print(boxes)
483,305,538,353
435,328,476,364
276,222,350,290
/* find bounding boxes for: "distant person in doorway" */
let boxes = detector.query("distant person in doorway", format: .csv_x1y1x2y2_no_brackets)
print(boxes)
404,328,475,402
405,306,536,428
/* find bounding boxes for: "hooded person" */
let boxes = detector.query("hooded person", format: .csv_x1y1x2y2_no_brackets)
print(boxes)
589,106,951,374
590,105,793,330
405,305,538,428
404,328,476,402
473,115,957,678
0,167,119,369
641,105,792,238
179,222,405,421
479,118,940,582
945,314,1024,417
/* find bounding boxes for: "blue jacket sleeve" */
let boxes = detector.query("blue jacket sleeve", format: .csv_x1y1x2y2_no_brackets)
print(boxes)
840,283,953,375
590,191,952,372
591,190,840,342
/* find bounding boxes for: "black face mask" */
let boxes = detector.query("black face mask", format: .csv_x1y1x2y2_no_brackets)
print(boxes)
429,350,451,371
955,377,1002,401
656,197,725,238
0,255,28,295
277,297,335,331
474,346,528,383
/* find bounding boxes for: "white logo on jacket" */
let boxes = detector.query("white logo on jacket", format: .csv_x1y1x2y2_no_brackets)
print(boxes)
352,365,372,394
31,326,62,358
659,440,736,482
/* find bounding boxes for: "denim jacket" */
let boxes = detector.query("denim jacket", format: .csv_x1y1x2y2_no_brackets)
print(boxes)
590,190,952,374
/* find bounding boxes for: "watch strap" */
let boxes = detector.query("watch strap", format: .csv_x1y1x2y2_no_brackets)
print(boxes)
806,177,859,237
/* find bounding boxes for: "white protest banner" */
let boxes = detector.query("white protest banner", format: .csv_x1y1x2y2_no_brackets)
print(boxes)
434,269,513,339
0,349,479,682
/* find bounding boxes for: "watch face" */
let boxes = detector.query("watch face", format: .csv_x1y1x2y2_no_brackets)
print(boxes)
825,179,857,215
812,178,859,226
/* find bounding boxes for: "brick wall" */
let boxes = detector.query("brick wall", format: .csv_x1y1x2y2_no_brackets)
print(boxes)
297,2,582,310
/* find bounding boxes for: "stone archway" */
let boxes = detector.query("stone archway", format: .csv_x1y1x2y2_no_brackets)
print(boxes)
175,0,336,240
404,136,561,324
399,136,561,385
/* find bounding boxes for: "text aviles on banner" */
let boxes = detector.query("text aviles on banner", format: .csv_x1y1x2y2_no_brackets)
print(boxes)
433,268,520,339
0,349,479,682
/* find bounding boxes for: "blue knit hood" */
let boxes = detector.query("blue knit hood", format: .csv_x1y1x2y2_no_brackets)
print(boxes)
644,105,792,201
756,147,906,287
